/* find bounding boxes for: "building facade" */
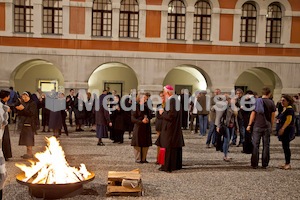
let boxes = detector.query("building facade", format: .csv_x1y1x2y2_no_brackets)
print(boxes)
0,0,299,101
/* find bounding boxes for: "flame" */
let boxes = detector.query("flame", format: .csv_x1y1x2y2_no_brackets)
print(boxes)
16,136,91,184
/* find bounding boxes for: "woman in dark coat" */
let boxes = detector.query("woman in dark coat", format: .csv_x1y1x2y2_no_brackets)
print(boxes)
0,90,12,161
16,91,38,159
124,97,134,139
131,93,152,163
277,95,295,170
73,93,86,132
111,95,126,143
95,92,112,146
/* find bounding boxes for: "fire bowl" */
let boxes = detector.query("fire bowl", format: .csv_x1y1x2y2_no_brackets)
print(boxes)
16,172,95,199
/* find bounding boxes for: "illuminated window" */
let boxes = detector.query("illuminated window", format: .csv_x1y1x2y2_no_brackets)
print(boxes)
43,0,63,34
193,0,211,41
14,0,33,33
266,3,281,44
92,0,112,37
119,0,139,38
240,2,256,43
167,0,186,40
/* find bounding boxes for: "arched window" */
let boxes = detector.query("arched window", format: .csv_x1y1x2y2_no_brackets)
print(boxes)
240,2,256,43
43,0,63,34
14,0,33,33
92,0,112,37
193,0,211,41
119,0,139,38
167,0,186,40
266,3,281,44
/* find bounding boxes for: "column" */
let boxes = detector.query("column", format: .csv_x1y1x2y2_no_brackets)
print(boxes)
257,9,267,46
32,0,43,37
111,2,120,40
185,8,194,44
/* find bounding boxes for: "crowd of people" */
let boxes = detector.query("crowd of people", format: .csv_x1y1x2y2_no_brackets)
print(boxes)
0,85,298,197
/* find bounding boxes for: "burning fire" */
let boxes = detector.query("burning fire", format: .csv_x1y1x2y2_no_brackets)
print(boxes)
16,137,91,184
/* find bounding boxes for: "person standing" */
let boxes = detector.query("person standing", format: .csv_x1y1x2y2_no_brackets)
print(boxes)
66,89,75,127
233,89,246,147
7,87,18,124
0,91,12,161
16,92,38,159
179,89,189,130
189,91,200,134
111,95,126,143
155,91,165,164
156,85,184,172
198,91,209,136
277,95,295,170
292,95,300,136
131,93,152,163
206,89,221,147
247,87,276,169
95,91,112,146
0,91,9,199
216,95,239,161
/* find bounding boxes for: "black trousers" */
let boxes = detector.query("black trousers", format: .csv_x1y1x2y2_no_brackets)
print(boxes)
114,130,124,143
281,137,291,164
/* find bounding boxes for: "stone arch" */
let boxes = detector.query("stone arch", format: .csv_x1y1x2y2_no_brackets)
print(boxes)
163,64,212,94
235,0,261,10
88,62,139,96
234,67,283,101
10,59,64,94
261,0,292,12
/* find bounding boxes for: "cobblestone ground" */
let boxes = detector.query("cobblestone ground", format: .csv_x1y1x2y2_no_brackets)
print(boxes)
3,124,300,200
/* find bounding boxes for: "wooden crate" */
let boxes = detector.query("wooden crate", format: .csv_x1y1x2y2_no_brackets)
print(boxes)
106,169,144,197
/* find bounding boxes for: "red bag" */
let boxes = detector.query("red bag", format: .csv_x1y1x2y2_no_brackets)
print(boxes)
158,148,165,165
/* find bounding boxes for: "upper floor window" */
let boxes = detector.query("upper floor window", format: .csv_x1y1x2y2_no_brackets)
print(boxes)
14,0,33,33
167,0,186,40
193,0,211,41
119,0,139,38
266,3,282,44
240,2,256,43
43,0,62,34
92,0,112,37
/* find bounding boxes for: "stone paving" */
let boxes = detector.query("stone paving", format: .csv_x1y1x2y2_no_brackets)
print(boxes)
3,124,300,200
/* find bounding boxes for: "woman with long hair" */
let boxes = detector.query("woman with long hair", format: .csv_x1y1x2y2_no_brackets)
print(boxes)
277,94,295,170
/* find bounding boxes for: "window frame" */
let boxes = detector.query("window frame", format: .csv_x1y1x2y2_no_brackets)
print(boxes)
119,0,139,38
193,0,211,41
240,2,257,43
92,0,112,37
43,0,63,35
266,3,282,44
167,0,186,40
14,0,34,33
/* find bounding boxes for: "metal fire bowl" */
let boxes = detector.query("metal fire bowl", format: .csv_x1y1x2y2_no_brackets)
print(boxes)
16,172,95,199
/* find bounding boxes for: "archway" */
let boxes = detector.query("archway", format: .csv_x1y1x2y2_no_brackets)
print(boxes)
235,67,283,102
88,62,138,96
10,59,64,94
163,65,210,95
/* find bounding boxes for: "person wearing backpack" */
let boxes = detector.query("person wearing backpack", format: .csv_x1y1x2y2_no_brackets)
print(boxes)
247,87,276,169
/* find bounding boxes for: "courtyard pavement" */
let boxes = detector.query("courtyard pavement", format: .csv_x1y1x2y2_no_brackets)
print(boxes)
3,124,300,200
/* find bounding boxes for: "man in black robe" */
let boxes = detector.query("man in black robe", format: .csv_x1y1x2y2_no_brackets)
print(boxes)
157,85,185,172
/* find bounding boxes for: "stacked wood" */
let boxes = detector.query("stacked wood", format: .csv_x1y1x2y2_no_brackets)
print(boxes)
106,169,144,197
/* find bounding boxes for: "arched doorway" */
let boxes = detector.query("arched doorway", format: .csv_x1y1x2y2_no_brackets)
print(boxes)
10,59,64,94
235,67,283,102
88,62,138,96
163,65,210,95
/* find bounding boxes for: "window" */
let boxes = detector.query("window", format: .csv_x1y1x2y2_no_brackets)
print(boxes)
240,2,256,43
119,0,139,38
92,0,112,37
266,3,281,44
14,0,33,33
43,0,63,34
193,0,211,41
167,0,186,40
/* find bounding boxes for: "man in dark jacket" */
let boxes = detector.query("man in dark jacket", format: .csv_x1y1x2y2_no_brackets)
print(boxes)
157,85,184,172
